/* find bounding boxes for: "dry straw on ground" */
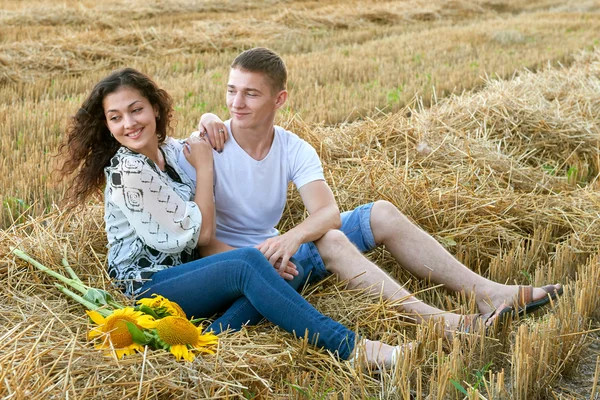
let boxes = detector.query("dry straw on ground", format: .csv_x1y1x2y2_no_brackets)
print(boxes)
2,0,600,398
3,0,600,225
2,44,600,398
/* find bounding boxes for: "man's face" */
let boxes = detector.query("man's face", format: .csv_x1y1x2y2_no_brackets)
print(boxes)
226,68,286,131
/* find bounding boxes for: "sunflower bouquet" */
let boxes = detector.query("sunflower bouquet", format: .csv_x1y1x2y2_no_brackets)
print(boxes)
12,248,218,362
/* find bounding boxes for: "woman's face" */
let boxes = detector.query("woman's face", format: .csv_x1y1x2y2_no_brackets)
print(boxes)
103,86,159,157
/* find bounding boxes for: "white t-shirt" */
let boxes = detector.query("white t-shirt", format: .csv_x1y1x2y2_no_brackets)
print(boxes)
178,120,324,247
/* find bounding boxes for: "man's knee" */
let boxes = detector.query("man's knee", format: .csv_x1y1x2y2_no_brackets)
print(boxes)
315,229,356,263
316,228,389,280
372,200,404,221
371,200,410,242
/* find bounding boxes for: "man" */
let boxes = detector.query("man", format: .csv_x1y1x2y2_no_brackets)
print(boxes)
179,47,562,333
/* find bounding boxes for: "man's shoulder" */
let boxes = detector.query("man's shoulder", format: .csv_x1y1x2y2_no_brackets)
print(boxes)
274,125,313,150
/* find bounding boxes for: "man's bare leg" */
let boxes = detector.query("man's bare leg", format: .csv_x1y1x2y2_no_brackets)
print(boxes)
315,230,466,329
368,200,561,314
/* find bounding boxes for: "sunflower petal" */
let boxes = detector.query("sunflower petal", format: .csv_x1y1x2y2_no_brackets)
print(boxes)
136,314,158,329
170,344,194,362
87,328,103,340
86,310,106,325
196,333,219,347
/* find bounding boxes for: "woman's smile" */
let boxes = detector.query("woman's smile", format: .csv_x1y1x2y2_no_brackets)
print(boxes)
103,86,160,160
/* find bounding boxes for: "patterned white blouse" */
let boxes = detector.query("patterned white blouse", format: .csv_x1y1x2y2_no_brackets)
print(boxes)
104,137,202,296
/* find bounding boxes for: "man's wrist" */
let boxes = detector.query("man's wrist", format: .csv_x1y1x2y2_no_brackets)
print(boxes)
200,113,219,124
286,229,305,248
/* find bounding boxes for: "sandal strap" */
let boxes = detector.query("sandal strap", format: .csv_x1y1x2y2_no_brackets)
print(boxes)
518,285,533,308
541,284,559,296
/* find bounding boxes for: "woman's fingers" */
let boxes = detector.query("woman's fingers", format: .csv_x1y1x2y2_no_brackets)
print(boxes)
198,120,228,152
185,135,214,168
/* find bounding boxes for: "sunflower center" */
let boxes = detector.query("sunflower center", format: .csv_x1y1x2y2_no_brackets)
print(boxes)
105,316,137,348
156,316,199,345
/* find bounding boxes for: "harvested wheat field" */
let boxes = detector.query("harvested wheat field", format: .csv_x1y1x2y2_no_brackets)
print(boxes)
1,0,600,398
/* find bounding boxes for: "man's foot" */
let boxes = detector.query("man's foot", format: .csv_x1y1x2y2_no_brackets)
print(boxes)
495,284,564,319
477,283,563,316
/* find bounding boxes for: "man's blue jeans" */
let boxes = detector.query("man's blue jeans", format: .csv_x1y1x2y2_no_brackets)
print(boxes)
140,247,355,360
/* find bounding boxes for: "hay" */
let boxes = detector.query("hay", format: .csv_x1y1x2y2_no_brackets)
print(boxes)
2,45,600,398
2,0,600,396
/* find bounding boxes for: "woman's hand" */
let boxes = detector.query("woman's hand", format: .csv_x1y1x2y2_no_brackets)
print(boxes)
183,135,213,171
199,113,228,152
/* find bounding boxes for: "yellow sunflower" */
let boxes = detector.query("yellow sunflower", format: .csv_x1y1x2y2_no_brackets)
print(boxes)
152,316,218,362
86,307,156,359
137,294,187,318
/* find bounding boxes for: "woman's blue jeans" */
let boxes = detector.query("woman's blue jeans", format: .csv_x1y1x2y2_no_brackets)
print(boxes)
140,247,355,360
203,255,306,334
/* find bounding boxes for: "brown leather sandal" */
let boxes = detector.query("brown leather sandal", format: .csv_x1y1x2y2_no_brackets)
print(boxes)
497,284,563,319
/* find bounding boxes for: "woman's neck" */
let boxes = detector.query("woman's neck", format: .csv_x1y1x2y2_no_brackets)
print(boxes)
137,146,165,170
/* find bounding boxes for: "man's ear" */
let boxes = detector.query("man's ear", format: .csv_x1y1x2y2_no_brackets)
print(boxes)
274,90,288,109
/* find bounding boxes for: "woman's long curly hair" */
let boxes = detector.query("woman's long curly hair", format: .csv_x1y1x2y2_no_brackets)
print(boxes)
58,68,174,205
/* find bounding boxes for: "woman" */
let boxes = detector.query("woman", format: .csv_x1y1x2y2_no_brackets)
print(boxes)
58,68,409,369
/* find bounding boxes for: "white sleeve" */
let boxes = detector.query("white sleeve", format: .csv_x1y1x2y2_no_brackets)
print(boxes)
107,155,201,253
288,135,325,189
177,140,197,186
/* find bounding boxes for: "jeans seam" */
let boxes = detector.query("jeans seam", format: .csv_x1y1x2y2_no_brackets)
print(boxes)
217,299,259,330
359,203,377,250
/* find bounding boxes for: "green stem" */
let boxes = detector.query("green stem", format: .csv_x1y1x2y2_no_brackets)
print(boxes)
62,255,84,284
12,248,88,295
108,300,125,309
65,266,83,283
55,284,111,317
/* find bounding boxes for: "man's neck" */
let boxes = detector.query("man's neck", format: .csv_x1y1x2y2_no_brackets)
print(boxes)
230,121,275,161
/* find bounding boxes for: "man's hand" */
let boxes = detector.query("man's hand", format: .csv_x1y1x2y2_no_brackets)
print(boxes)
273,259,299,280
255,231,303,276
198,113,228,152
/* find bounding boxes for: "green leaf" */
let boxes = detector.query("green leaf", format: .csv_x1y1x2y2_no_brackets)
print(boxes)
287,383,309,396
542,164,556,175
137,305,160,319
440,237,457,247
83,288,114,306
520,270,532,282
126,322,151,345
450,378,469,396
144,333,161,350
567,165,578,183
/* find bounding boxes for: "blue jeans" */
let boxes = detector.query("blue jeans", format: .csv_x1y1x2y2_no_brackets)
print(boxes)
197,256,304,334
216,203,377,333
140,247,355,360
294,203,376,284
